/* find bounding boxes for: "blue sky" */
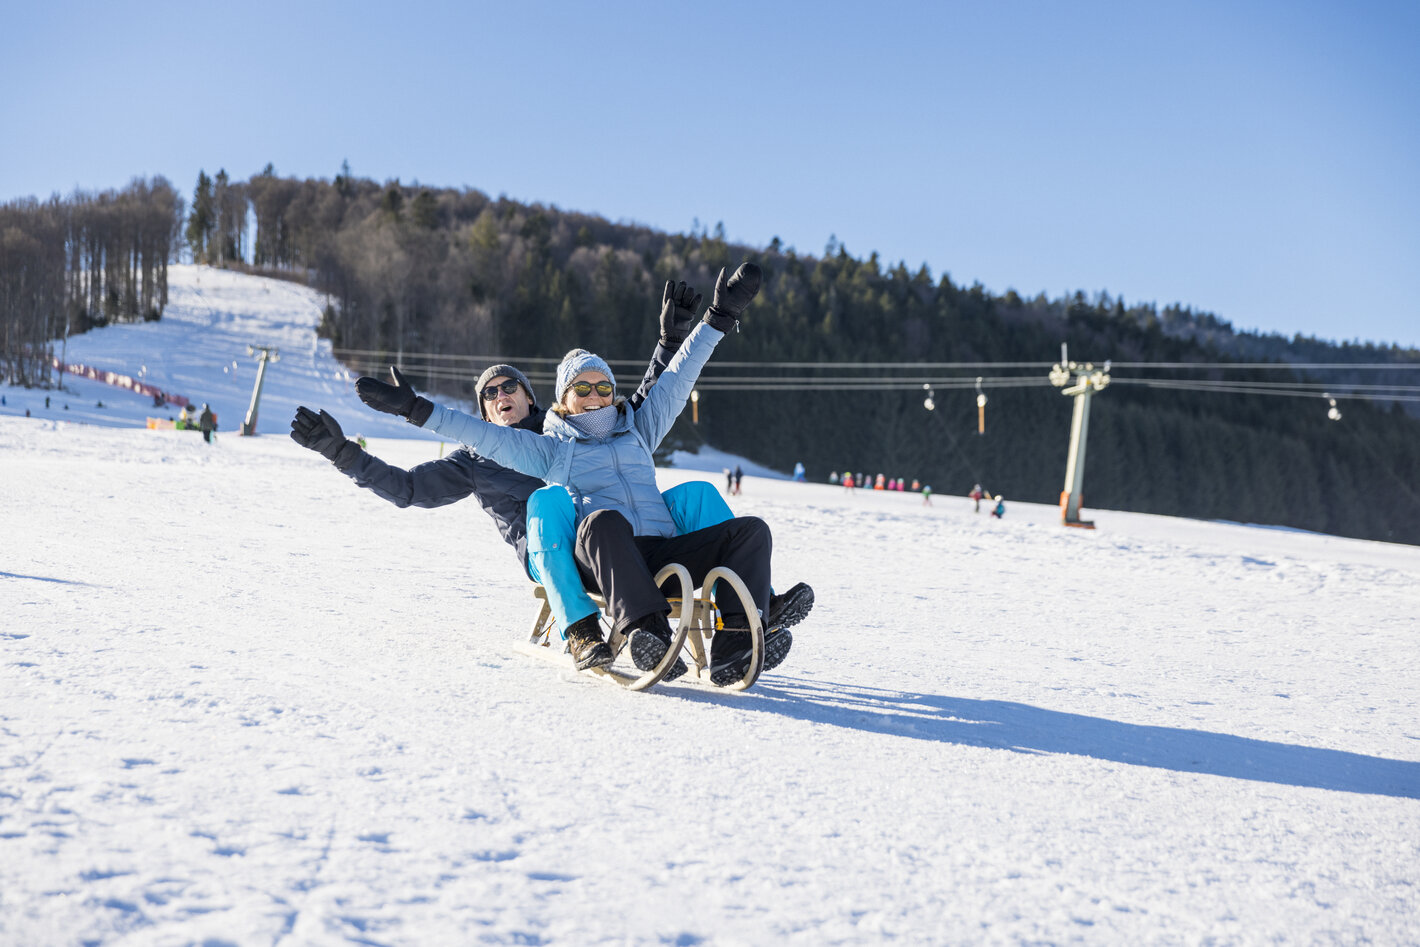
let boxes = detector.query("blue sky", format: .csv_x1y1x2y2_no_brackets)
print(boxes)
4,0,1417,348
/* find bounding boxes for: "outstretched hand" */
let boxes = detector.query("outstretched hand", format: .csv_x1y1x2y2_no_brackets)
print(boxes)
659,280,702,348
290,405,356,464
703,262,762,333
355,366,433,426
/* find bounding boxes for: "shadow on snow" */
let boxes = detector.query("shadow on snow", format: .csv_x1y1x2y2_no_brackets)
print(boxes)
0,571,100,587
680,678,1420,799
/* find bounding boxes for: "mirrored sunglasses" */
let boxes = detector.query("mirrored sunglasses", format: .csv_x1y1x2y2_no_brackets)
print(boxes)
480,379,523,401
569,381,614,398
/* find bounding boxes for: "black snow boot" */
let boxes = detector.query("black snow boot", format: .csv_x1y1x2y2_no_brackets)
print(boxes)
710,622,793,687
565,615,614,671
767,582,814,630
627,611,687,681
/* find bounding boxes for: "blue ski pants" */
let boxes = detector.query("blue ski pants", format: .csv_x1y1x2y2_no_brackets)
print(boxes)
525,480,735,637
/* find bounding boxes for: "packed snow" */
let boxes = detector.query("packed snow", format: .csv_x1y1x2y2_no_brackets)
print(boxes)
3,267,1418,945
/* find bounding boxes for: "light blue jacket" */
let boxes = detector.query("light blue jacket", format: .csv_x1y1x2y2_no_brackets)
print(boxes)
422,321,724,537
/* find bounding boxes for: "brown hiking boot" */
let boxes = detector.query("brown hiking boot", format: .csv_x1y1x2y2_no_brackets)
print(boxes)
565,614,614,670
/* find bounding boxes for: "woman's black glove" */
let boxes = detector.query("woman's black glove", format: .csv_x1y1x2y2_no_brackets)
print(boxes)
659,280,703,349
702,262,762,333
290,406,363,470
355,366,434,426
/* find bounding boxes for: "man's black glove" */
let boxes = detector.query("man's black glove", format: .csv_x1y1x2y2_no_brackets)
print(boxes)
702,262,762,333
290,406,363,470
659,280,702,349
355,366,434,426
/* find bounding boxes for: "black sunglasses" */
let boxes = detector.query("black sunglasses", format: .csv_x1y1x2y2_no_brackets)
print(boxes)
568,381,614,398
480,380,524,401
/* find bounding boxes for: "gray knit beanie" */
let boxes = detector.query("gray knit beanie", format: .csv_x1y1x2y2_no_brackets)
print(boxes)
475,363,537,419
555,349,616,403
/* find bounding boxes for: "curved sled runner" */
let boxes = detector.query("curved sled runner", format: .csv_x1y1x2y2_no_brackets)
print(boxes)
516,564,765,691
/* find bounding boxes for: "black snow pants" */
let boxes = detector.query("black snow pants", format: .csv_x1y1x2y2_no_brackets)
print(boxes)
573,510,772,635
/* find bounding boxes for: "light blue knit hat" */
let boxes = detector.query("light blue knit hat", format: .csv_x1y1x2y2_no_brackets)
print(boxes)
555,349,616,403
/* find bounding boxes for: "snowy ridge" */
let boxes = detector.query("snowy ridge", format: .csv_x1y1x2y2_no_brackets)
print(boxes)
2,267,1418,944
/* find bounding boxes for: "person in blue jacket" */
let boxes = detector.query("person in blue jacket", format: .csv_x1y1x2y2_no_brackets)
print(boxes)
356,263,790,686
294,275,813,674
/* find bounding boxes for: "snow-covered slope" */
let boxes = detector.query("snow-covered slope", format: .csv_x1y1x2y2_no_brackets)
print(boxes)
2,267,1418,945
1,265,422,440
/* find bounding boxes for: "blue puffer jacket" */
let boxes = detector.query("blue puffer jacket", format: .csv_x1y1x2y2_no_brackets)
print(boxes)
422,321,723,537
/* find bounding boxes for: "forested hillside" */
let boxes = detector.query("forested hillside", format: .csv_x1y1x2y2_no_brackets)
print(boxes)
0,178,182,384
5,168,1418,544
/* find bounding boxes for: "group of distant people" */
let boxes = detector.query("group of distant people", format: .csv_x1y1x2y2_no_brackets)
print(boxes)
831,471,933,503
830,471,923,492
826,472,1006,516
970,483,1006,518
4,391,217,442
177,403,218,442
723,465,743,495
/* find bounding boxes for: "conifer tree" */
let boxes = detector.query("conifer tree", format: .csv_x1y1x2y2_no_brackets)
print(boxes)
186,171,214,262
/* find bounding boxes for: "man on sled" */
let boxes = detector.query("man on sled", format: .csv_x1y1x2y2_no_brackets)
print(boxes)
292,269,812,686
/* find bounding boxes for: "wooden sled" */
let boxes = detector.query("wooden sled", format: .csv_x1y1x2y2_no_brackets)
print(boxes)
514,563,765,691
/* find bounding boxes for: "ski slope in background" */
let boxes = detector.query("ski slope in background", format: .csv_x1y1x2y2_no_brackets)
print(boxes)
2,267,1418,944
0,265,428,441
0,264,788,481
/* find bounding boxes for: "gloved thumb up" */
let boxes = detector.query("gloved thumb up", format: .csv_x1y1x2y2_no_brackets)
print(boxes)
355,365,434,426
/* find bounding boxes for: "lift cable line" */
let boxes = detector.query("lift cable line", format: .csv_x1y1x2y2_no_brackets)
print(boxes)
333,349,1418,377
1110,379,1420,402
330,349,1420,402
332,348,1420,372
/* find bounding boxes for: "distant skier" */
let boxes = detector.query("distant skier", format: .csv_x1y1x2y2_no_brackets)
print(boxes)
922,484,932,506
733,465,743,495
199,403,216,443
970,483,984,512
991,495,1006,518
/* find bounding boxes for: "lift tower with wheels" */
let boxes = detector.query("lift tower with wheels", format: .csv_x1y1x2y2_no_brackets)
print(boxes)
240,345,280,436
1048,345,1110,528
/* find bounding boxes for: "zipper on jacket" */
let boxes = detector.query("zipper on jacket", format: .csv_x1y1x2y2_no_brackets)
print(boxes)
607,432,639,534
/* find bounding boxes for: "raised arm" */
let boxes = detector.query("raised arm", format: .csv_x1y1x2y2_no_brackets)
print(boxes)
354,367,558,479
628,279,703,409
290,405,480,508
421,402,558,478
633,262,761,448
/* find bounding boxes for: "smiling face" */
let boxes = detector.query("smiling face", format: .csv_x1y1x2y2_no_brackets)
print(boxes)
481,375,532,426
562,370,614,415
